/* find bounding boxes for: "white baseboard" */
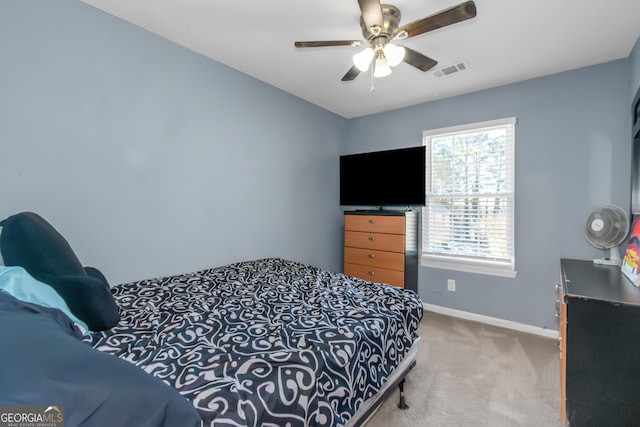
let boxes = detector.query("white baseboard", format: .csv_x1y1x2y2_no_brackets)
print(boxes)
423,303,559,340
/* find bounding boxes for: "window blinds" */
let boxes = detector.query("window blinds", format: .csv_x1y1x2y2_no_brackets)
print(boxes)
422,117,516,275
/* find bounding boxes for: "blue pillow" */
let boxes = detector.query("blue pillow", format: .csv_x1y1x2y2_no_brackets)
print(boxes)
0,292,202,427
0,266,89,332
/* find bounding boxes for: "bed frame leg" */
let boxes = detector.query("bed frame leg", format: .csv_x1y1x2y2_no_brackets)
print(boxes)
398,379,409,410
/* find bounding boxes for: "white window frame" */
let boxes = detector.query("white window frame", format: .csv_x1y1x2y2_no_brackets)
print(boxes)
421,117,517,278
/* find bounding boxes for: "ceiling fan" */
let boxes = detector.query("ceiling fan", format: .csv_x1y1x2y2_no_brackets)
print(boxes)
295,0,477,81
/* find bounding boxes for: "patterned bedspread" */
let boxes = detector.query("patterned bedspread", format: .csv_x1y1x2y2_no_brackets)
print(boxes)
90,258,423,426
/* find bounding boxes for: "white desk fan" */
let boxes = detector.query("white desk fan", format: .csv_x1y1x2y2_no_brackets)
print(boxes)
585,205,630,266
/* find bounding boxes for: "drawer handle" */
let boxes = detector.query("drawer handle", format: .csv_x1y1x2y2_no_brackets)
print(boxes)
368,236,376,241
368,254,376,259
368,271,375,276
368,219,376,224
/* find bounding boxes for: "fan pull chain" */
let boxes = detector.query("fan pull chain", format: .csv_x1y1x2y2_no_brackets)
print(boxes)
370,62,375,92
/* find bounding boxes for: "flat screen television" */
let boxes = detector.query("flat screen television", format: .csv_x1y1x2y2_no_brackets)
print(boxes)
340,146,426,207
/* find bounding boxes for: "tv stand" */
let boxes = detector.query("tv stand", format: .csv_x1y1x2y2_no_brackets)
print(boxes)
343,210,418,291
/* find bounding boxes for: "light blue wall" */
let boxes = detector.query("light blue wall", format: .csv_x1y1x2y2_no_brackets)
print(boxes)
0,0,346,284
343,60,632,330
631,36,640,95
1,0,636,331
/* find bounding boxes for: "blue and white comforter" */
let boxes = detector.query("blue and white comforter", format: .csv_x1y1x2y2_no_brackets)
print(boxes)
90,258,423,426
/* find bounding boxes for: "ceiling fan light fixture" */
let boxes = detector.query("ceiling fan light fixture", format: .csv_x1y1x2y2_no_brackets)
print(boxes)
383,43,405,67
295,0,478,83
373,55,392,78
353,47,374,71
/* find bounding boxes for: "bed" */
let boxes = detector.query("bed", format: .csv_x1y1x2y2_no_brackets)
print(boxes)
0,212,423,427
90,258,423,426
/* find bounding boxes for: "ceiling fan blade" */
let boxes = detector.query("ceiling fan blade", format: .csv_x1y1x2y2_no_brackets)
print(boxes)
402,47,438,72
295,40,362,48
358,0,384,32
393,0,477,39
341,65,361,82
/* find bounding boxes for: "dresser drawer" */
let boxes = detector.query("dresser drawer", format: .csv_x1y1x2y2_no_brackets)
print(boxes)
344,263,405,288
344,247,404,271
345,215,405,234
344,231,405,252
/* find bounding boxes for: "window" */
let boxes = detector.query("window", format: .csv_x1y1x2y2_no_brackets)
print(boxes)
421,117,517,278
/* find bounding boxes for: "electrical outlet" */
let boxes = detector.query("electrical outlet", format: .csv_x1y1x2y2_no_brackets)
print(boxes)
447,279,456,292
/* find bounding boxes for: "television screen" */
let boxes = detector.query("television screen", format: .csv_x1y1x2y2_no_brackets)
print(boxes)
340,146,426,207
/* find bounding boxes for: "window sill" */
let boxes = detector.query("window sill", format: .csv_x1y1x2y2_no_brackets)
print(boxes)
421,256,518,278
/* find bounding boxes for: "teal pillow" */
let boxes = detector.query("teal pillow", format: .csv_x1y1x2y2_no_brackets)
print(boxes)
0,225,4,266
0,212,120,331
0,266,89,332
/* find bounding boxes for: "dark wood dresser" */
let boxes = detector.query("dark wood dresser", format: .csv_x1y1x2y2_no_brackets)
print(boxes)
559,258,640,426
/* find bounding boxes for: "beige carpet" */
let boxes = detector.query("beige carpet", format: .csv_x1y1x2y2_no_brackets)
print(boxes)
366,311,563,427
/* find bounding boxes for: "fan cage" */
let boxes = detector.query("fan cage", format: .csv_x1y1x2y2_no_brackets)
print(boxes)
585,205,630,249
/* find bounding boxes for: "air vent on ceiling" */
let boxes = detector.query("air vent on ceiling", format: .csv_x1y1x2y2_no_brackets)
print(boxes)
432,61,468,79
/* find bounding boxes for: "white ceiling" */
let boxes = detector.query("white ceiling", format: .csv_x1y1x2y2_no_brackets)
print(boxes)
81,0,640,119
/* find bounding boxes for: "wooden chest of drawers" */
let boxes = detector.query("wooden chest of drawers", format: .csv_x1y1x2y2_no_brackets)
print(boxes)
343,211,418,290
